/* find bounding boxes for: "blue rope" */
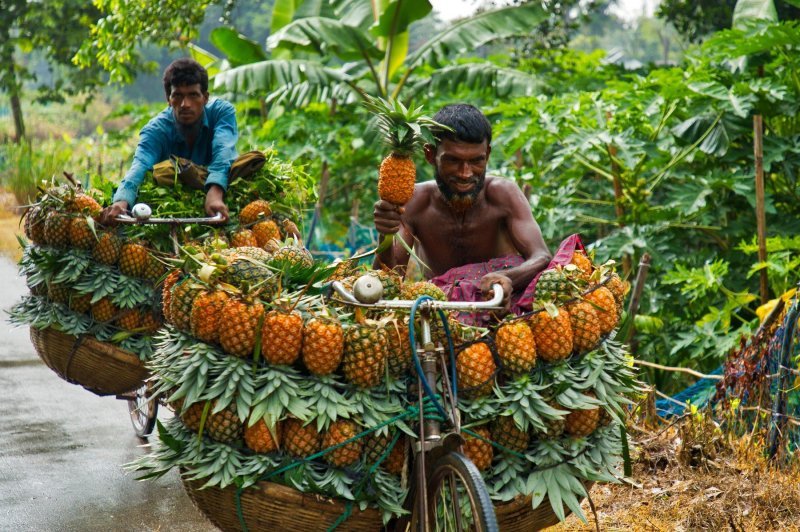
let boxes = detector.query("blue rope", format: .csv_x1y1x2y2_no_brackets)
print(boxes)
408,296,449,421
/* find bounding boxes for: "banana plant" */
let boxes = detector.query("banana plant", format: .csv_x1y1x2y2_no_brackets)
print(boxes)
211,0,547,106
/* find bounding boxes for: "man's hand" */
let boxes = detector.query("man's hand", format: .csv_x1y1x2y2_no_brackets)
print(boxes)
374,199,404,235
480,272,513,310
205,185,229,221
99,201,129,226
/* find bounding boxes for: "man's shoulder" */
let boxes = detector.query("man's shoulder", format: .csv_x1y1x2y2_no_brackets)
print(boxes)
207,98,235,114
485,176,523,197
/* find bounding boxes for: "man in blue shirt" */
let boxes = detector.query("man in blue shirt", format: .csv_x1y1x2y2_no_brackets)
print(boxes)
100,58,238,224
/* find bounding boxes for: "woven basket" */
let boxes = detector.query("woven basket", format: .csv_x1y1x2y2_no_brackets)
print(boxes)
29,326,148,396
182,476,384,532
495,481,594,531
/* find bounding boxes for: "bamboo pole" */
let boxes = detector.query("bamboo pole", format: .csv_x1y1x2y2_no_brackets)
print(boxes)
753,114,769,305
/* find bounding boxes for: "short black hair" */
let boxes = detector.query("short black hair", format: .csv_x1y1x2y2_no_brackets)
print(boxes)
163,58,209,99
432,104,492,147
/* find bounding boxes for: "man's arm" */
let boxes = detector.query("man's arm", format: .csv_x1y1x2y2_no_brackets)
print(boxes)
373,200,413,273
204,100,238,193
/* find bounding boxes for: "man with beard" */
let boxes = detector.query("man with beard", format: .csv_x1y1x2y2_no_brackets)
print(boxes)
372,103,552,313
100,58,237,224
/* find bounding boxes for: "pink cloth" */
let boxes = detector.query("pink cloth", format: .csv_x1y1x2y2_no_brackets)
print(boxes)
429,234,584,325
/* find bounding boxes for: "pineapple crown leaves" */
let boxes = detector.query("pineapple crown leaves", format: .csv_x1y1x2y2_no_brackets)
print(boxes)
362,94,450,156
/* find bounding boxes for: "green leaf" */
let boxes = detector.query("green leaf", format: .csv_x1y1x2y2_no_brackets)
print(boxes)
733,0,778,30
405,62,539,100
371,0,432,37
271,0,302,32
210,28,267,66
187,44,222,78
267,17,383,61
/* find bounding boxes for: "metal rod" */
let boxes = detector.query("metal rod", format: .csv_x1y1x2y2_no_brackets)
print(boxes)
330,281,504,311
115,212,224,225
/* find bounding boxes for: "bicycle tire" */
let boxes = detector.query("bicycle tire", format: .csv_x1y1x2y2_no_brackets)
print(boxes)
128,383,158,440
426,452,499,532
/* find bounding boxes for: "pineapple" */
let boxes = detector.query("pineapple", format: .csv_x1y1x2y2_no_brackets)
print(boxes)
252,219,282,248
230,228,258,248
116,308,143,331
364,432,406,475
302,317,345,375
570,250,593,282
462,426,493,471
585,286,618,335
342,322,389,388
565,393,600,438
206,403,244,443
283,418,322,458
142,256,166,283
528,307,573,363
190,290,229,344
42,211,70,248
46,282,70,305
490,415,529,453
456,342,496,398
244,419,282,453
400,281,447,301
386,318,412,377
363,95,441,206
533,400,567,439
139,311,162,334
179,401,206,433
68,291,92,314
69,216,95,250
566,300,602,354
119,241,151,278
322,419,363,468
272,240,314,269
168,279,204,332
606,273,630,310
66,192,101,215
92,231,122,266
535,266,579,303
239,199,272,226
91,298,119,323
261,309,303,365
222,253,276,293
494,320,536,376
327,259,357,281
218,298,265,358
373,268,403,299
23,205,46,245
161,270,183,320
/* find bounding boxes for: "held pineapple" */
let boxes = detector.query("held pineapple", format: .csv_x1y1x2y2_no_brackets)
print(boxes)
494,320,537,376
322,419,363,468
342,322,389,388
261,309,303,365
283,418,322,459
456,342,497,398
244,419,282,454
302,317,345,375
363,95,443,206
462,426,493,472
527,307,573,363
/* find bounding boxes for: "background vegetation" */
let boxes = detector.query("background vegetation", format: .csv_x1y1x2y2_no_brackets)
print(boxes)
2,0,799,395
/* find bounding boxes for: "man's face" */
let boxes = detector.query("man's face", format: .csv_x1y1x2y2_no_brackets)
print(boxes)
168,83,209,126
426,139,490,212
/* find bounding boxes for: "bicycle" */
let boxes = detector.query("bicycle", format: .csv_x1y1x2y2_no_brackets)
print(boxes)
332,274,505,532
115,204,224,439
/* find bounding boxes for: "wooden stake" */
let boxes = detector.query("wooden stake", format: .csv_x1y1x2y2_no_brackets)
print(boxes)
754,114,769,305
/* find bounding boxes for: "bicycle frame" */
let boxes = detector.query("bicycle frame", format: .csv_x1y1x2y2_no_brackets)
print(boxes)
332,278,504,531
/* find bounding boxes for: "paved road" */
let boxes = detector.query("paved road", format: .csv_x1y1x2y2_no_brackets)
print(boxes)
0,257,216,532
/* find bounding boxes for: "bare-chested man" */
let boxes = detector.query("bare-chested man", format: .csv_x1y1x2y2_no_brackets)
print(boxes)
373,104,552,311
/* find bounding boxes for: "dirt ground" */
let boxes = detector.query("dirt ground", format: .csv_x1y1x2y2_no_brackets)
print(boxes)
0,203,23,262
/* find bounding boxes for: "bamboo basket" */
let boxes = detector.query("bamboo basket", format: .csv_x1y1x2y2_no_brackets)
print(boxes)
181,476,384,532
29,326,148,396
495,481,594,531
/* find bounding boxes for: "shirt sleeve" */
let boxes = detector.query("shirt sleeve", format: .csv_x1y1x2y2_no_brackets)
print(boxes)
112,121,167,206
204,101,238,192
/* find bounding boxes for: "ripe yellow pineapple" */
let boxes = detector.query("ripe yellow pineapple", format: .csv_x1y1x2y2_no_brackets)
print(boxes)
161,270,183,320
252,219,282,248
91,297,119,323
490,415,529,453
119,241,151,278
363,95,442,206
283,418,322,458
386,318,412,377
239,199,272,225
565,393,600,438
92,231,122,266
168,279,204,332
178,400,206,433
116,308,142,331
585,286,618,335
462,426,493,471
69,216,96,250
68,291,92,314
47,282,70,305
528,307,573,363
342,322,389,388
139,311,162,335
218,298,265,358
495,320,537,376
43,211,70,248
566,300,601,354
190,290,230,344
364,432,407,476
244,419,282,453
206,403,244,443
23,205,47,245
302,317,344,375
456,342,496,398
323,419,363,468
261,309,303,365
570,250,593,282
400,281,447,301
230,228,258,248
66,192,102,215
606,273,630,310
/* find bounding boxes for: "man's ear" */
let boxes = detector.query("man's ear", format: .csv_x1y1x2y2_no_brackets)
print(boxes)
203,91,210,104
486,143,492,159
423,144,436,165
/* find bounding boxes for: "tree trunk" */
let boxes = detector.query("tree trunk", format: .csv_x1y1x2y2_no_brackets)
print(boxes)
10,91,25,143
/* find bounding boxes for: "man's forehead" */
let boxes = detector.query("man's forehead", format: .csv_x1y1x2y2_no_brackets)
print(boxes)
170,83,204,94
436,139,489,156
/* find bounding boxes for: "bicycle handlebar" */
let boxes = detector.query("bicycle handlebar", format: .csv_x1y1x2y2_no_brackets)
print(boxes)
330,279,506,312
114,203,225,226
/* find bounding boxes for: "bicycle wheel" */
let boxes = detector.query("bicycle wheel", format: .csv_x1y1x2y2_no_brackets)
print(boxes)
426,452,498,532
128,382,158,440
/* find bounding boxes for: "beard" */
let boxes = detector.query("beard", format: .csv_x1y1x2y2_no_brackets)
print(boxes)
434,168,486,213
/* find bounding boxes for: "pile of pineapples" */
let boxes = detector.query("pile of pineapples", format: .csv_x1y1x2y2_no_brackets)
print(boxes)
132,238,639,524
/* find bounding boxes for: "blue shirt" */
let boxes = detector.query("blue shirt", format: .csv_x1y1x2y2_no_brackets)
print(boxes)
112,98,238,206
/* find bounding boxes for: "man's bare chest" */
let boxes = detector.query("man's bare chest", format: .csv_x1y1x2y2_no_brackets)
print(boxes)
413,208,505,261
